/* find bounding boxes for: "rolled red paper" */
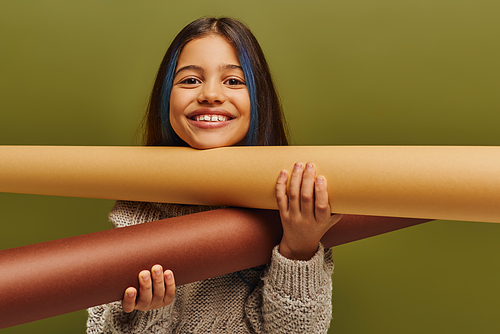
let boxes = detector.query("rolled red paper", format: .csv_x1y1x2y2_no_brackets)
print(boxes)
0,208,428,328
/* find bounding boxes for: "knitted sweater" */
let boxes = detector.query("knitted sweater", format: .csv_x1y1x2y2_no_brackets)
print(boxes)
86,201,334,334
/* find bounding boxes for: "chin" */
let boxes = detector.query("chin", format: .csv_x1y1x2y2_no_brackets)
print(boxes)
187,137,245,150
188,142,230,150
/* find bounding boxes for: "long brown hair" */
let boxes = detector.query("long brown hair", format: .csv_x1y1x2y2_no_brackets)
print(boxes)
143,17,289,147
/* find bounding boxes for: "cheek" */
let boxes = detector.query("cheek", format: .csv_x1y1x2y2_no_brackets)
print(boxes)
237,91,251,118
168,89,190,131
169,90,182,117
239,94,251,135
168,91,185,139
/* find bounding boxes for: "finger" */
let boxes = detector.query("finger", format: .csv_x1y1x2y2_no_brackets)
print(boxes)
122,287,137,313
150,265,165,308
288,162,304,216
275,170,289,214
314,175,331,222
135,270,153,310
300,163,316,217
163,270,176,305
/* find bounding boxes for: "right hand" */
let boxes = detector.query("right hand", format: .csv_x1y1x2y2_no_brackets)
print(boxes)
276,162,343,260
122,264,176,313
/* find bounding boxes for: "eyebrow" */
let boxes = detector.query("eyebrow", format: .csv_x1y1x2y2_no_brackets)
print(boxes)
174,64,243,77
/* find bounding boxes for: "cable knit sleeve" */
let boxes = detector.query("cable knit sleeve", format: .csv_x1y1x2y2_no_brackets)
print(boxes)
87,301,175,334
246,243,334,334
86,201,176,334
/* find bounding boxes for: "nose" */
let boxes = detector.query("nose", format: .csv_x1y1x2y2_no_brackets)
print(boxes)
197,80,226,104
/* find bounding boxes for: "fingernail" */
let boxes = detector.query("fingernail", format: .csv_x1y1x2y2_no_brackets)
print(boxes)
306,163,314,169
316,176,324,184
141,273,150,282
294,163,302,171
279,170,286,178
153,268,161,276
166,273,172,280
127,289,135,298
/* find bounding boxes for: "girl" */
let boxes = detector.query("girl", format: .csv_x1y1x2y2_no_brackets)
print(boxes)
87,17,342,334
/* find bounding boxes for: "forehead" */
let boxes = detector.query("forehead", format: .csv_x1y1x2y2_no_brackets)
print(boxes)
176,35,241,68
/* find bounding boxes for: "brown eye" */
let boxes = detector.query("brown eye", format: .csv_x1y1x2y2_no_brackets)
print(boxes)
225,78,245,86
180,78,201,85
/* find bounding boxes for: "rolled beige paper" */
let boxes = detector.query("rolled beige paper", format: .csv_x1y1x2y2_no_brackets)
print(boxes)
0,145,499,222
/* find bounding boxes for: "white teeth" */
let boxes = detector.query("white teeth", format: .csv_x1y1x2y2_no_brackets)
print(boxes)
194,115,229,122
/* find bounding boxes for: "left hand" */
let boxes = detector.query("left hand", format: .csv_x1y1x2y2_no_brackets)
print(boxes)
122,264,176,313
276,162,343,260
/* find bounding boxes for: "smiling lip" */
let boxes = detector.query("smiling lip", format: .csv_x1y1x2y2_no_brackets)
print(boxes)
187,109,235,129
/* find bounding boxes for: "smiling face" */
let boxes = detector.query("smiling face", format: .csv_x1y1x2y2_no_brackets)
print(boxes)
169,35,251,149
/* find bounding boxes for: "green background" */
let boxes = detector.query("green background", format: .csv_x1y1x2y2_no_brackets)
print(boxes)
1,1,499,333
